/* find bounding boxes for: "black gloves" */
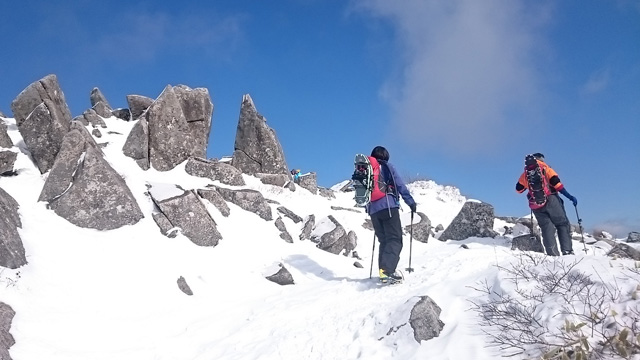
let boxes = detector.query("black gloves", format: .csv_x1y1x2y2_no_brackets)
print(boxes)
409,203,417,213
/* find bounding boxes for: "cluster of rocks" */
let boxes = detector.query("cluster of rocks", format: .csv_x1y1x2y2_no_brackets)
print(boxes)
26,73,616,353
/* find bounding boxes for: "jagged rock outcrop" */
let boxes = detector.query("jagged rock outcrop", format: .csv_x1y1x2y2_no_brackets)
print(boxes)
150,187,221,247
231,94,288,175
0,302,16,360
297,172,318,194
439,201,498,241
38,122,144,230
0,187,27,269
214,186,272,221
147,85,212,171
93,102,112,118
0,110,6,118
10,74,72,126
0,151,17,175
627,232,640,243
90,87,111,109
73,109,106,128
276,206,302,223
409,296,445,343
197,188,231,217
185,157,245,186
300,215,315,240
10,75,72,174
16,99,70,174
511,234,544,253
173,85,213,158
274,217,293,243
0,122,13,148
126,94,154,120
111,108,131,121
177,276,193,296
403,212,432,243
312,215,355,255
122,115,150,169
265,264,295,285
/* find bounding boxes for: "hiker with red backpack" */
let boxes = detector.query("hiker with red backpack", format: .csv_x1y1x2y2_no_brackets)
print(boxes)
367,146,417,282
516,153,578,256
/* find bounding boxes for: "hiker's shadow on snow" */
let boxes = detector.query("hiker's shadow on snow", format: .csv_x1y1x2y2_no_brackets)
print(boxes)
285,254,382,291
285,254,337,281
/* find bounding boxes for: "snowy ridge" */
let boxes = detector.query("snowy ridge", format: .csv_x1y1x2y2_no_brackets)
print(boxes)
0,114,634,360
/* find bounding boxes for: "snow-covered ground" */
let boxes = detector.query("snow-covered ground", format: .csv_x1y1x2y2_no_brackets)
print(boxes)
0,115,636,360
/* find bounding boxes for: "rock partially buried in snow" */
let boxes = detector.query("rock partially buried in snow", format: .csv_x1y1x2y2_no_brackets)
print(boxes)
265,263,294,285
0,301,16,359
274,217,293,243
149,184,222,247
409,296,445,343
213,186,273,221
439,201,498,241
627,231,640,243
403,212,432,243
177,276,193,296
511,234,544,253
185,157,245,186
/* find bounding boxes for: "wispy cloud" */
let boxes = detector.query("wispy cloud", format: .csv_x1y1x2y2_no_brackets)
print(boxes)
581,68,611,95
353,0,551,154
94,11,246,63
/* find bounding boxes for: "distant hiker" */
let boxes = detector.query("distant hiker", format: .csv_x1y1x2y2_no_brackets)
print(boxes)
366,146,417,282
516,153,578,256
291,169,301,183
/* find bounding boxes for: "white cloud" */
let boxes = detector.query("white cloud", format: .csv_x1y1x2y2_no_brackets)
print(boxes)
94,11,245,63
353,0,551,154
581,68,611,95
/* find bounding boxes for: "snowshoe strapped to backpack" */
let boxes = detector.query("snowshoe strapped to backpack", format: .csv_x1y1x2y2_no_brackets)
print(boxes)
524,154,552,210
352,154,373,206
351,154,396,207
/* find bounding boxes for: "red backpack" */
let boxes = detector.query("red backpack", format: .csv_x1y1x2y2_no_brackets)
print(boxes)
524,155,552,210
369,156,393,201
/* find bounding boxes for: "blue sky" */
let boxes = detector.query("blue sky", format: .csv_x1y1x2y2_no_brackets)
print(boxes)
1,0,638,235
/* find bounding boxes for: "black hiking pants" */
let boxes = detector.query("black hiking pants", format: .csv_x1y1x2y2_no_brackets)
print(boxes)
371,207,403,273
533,194,573,256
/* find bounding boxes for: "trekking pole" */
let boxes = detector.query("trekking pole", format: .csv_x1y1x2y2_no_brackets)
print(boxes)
529,210,536,240
574,205,588,254
405,211,415,273
369,233,376,279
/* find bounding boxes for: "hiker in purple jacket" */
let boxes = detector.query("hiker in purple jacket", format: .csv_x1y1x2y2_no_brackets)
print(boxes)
366,146,417,282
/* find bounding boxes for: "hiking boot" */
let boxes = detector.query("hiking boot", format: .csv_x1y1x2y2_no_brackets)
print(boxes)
379,269,403,283
562,250,575,255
